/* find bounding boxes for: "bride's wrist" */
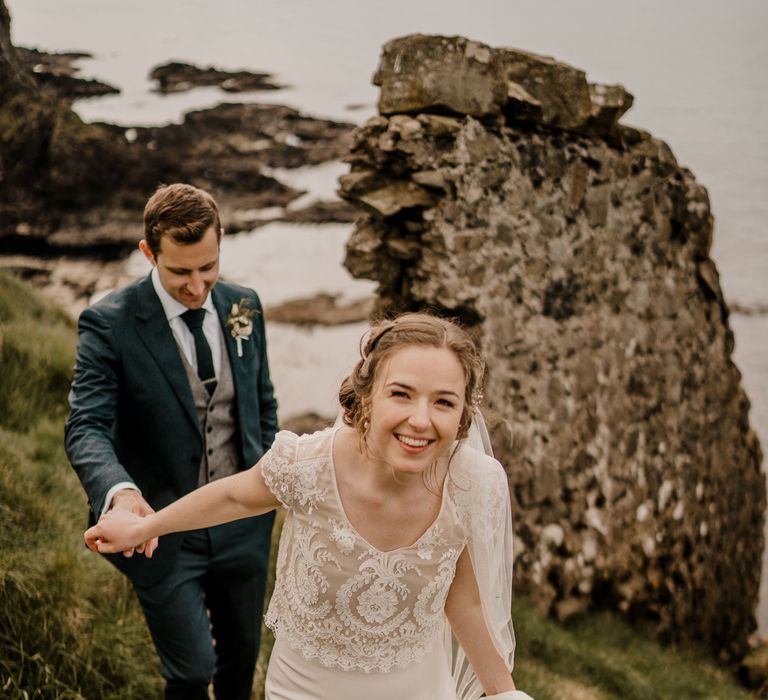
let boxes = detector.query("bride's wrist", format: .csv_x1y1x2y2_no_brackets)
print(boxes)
484,691,535,700
136,515,155,544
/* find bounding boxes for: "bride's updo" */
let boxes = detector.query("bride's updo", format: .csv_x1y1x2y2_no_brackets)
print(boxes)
338,312,485,444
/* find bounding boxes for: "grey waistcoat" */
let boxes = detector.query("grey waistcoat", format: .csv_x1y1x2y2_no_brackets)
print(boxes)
179,325,244,487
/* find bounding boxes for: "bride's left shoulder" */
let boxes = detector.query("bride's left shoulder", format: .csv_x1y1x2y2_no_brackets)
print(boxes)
451,442,506,485
454,440,502,467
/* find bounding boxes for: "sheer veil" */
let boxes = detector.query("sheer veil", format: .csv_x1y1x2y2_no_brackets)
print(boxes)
449,410,516,700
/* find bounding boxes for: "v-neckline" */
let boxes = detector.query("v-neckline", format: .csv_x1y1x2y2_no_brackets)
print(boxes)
328,426,449,555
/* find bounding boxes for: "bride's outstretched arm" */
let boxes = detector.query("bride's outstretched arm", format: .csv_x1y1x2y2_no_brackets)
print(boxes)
84,461,280,555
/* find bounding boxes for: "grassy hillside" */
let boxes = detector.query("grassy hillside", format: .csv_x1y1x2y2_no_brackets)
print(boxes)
0,270,755,698
0,271,161,697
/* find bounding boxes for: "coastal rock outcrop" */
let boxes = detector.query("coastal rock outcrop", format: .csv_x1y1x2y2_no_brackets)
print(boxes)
149,60,282,94
340,33,765,660
0,0,354,264
0,0,133,240
15,47,120,99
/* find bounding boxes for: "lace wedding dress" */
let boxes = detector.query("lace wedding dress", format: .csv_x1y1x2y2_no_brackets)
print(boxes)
260,426,515,700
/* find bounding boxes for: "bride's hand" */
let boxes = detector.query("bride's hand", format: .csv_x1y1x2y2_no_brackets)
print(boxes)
109,489,158,558
84,509,151,556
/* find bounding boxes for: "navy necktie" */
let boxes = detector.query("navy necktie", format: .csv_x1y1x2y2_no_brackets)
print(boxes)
181,308,217,396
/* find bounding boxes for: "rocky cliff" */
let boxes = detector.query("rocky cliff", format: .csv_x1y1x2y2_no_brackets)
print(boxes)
0,0,132,237
0,0,353,262
339,34,765,660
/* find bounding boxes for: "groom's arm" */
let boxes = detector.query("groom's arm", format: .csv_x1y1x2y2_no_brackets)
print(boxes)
65,305,137,518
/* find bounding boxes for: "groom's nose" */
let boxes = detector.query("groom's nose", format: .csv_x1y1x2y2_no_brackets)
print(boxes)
187,272,206,296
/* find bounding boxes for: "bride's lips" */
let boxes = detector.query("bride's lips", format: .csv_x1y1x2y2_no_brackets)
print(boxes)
395,434,434,452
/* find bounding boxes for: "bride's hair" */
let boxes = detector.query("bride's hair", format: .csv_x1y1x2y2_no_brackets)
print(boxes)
338,312,485,447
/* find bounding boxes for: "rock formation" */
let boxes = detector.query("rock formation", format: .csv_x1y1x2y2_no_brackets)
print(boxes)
15,47,120,99
149,60,282,94
0,0,353,263
0,0,132,239
339,33,765,660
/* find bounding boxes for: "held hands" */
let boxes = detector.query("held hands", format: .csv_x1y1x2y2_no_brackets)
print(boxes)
85,489,158,558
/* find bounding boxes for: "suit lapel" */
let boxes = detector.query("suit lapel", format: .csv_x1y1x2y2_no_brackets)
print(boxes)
213,286,249,427
213,286,242,381
135,276,201,433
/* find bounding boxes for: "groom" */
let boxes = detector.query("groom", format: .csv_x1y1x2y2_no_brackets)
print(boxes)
65,183,278,699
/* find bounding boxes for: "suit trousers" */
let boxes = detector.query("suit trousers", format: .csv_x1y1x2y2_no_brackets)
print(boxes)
134,521,270,700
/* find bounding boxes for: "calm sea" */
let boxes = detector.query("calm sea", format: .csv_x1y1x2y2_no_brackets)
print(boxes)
7,0,768,629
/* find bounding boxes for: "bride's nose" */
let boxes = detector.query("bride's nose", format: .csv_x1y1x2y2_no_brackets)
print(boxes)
407,401,431,431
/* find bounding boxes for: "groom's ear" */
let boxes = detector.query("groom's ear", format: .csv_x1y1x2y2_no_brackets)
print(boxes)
139,240,156,266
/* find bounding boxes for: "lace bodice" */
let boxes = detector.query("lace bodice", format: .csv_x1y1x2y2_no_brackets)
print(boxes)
261,428,509,674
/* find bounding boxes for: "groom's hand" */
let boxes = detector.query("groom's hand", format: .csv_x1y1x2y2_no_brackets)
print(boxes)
110,489,159,558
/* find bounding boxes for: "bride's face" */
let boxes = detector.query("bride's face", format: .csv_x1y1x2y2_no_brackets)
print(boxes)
365,345,466,477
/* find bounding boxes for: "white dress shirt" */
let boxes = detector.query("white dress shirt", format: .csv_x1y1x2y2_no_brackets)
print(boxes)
149,266,222,376
102,269,222,514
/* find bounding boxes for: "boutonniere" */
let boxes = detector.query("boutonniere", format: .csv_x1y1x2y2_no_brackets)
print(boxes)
226,298,258,357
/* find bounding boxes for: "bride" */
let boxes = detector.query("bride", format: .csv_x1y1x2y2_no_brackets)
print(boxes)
85,312,534,700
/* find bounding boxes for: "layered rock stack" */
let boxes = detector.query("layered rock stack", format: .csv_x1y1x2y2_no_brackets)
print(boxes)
339,34,765,660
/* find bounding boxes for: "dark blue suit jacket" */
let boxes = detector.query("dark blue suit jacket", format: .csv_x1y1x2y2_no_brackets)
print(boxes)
65,275,278,586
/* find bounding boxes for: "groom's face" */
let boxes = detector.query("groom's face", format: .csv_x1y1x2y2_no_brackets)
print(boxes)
141,225,221,309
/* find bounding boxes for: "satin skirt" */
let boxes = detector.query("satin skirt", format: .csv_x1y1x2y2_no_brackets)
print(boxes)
265,636,457,700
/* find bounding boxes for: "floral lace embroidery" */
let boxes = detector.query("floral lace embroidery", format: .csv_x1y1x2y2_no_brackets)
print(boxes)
416,524,448,560
329,518,356,555
286,519,340,616
263,429,472,673
414,549,460,626
336,552,418,634
261,430,328,512
448,453,506,543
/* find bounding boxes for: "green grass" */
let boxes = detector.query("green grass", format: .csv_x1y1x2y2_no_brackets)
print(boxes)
0,271,160,698
0,270,757,698
512,599,754,699
0,272,75,433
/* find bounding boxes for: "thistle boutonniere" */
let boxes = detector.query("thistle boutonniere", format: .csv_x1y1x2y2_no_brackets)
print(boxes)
226,298,258,357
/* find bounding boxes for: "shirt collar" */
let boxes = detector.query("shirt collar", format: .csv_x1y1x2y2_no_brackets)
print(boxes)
150,267,216,322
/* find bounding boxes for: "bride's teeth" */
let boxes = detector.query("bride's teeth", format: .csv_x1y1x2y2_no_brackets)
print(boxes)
398,435,428,447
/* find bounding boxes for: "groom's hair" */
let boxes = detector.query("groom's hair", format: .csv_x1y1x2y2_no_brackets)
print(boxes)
143,183,222,256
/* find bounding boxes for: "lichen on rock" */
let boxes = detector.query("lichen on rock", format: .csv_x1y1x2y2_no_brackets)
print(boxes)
340,32,765,661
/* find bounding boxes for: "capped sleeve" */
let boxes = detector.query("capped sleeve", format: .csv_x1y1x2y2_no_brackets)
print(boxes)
260,430,327,513
449,446,509,543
